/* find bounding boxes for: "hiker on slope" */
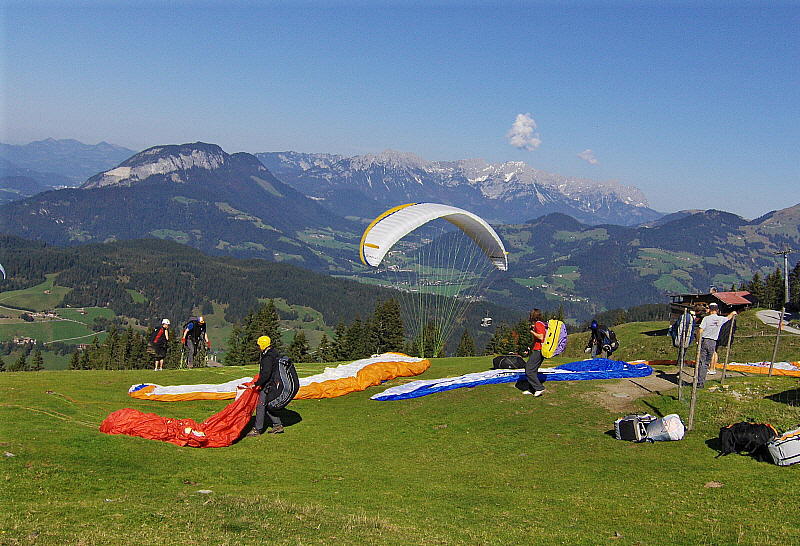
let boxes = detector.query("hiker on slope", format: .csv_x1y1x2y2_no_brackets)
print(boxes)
150,318,170,371
585,320,617,358
181,316,210,368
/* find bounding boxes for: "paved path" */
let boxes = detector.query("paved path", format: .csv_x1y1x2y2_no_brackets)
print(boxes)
756,310,800,334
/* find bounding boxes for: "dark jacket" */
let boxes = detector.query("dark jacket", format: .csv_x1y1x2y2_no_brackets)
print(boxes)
255,346,280,389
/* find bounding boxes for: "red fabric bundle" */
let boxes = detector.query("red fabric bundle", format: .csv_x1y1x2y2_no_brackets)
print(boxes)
100,382,260,448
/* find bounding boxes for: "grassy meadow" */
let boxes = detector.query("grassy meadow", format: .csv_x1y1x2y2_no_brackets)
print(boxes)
2,315,799,545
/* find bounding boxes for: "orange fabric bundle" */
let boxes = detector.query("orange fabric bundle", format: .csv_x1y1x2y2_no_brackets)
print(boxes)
100,383,260,447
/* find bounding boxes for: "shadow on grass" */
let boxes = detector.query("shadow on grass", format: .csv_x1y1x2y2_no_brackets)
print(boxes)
641,328,670,337
766,388,800,407
235,408,303,443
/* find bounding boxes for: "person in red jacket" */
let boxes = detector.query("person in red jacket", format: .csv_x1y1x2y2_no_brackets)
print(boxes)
149,319,170,371
522,309,546,396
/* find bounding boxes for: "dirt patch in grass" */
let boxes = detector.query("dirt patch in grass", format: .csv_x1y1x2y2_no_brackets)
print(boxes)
582,365,749,413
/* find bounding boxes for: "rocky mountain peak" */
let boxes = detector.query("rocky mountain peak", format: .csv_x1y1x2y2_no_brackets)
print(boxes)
81,142,235,188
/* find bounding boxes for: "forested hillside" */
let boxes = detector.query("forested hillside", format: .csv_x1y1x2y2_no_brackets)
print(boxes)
0,235,519,339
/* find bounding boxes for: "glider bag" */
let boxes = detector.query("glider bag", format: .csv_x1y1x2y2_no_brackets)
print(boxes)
644,414,685,442
492,354,526,369
614,414,656,442
717,422,777,457
541,320,567,358
766,427,800,466
266,356,300,410
100,382,260,448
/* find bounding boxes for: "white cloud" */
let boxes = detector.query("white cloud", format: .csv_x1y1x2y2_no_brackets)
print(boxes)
506,113,541,151
578,149,598,165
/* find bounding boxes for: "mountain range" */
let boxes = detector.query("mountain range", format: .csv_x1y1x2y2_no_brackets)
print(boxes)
256,150,662,226
0,143,359,269
0,139,135,205
1,140,798,318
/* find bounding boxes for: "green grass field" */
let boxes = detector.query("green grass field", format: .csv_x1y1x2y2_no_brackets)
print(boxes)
2,319,799,544
0,274,71,312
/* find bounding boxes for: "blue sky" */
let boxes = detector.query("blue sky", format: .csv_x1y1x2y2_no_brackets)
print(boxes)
2,1,798,218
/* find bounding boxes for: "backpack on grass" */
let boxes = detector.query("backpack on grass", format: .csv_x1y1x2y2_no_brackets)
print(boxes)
614,413,657,442
492,354,526,369
717,422,777,457
644,414,685,442
766,427,800,466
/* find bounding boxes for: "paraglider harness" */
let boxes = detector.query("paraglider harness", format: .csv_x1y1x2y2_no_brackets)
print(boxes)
588,325,618,355
148,325,168,357
717,422,777,459
601,327,619,354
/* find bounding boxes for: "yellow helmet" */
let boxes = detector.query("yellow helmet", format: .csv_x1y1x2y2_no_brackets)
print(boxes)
257,335,271,350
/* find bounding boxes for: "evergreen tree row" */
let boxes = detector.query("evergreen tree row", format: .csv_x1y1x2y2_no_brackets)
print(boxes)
743,260,800,311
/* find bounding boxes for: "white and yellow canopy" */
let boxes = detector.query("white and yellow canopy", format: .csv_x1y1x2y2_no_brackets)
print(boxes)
359,203,508,271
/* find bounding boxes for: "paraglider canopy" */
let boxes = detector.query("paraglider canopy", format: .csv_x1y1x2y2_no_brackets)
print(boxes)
359,203,508,271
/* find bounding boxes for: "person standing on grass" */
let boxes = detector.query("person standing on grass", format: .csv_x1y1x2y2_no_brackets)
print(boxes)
247,335,285,436
522,309,547,397
696,303,736,388
181,316,210,368
150,319,170,371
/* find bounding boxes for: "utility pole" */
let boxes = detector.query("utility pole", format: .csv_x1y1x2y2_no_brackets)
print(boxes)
768,247,793,375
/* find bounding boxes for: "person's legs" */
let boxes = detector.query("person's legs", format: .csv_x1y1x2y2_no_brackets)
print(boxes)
186,339,196,368
524,350,545,393
254,390,268,433
697,338,715,387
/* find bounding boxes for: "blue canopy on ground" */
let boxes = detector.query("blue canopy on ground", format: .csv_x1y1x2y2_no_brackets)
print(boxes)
371,358,653,401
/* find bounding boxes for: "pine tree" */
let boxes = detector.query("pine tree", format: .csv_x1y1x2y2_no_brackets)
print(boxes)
225,324,247,366
414,322,445,358
765,267,784,310
790,260,800,312
370,299,405,354
80,349,91,370
330,322,349,362
287,331,310,363
13,353,28,372
747,272,767,306
31,350,44,371
69,351,81,370
455,329,476,357
343,317,367,360
314,333,334,362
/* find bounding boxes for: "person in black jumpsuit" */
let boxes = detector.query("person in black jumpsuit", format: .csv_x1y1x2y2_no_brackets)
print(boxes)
248,335,284,436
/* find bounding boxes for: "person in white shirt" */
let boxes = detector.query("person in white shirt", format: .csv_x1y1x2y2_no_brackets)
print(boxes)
696,303,736,387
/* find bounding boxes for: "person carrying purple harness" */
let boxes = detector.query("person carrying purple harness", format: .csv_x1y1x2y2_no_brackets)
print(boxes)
521,309,547,397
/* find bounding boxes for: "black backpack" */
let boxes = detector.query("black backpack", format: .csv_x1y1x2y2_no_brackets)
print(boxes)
149,326,165,346
265,356,300,410
717,422,777,458
601,328,619,353
492,354,526,369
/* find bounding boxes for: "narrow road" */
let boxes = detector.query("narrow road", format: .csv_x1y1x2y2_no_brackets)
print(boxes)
756,309,800,334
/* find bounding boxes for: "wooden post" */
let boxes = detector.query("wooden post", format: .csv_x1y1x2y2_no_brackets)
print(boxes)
720,315,736,385
677,309,690,402
687,336,703,431
768,306,785,376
